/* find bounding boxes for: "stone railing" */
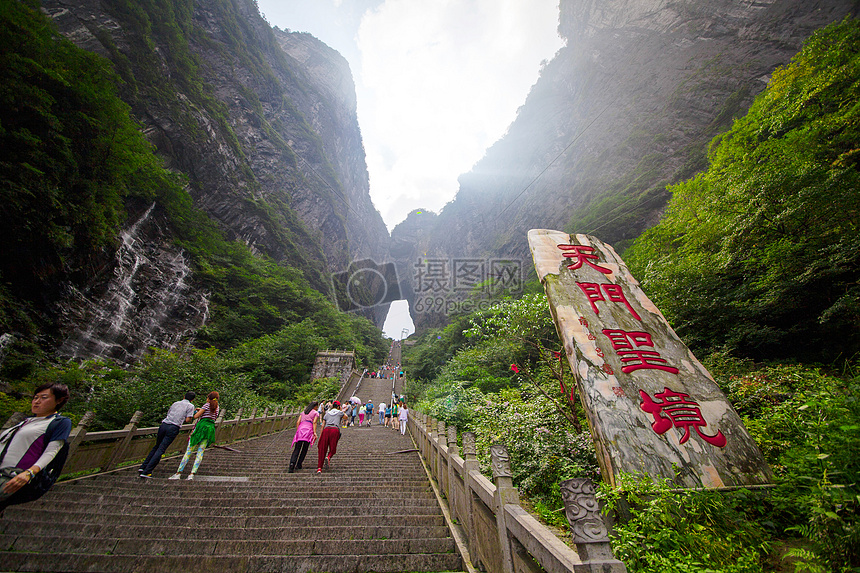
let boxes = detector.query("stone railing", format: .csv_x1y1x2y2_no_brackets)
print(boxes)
409,413,627,573
50,406,298,478
337,368,365,403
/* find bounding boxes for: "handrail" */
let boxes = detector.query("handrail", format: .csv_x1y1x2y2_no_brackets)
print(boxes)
54,405,298,478
408,412,627,573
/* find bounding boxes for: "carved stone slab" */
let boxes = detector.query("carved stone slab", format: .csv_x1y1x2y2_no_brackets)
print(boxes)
560,479,609,544
528,230,772,489
490,444,512,479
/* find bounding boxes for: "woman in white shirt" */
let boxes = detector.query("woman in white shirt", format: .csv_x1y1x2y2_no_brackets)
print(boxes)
0,383,72,511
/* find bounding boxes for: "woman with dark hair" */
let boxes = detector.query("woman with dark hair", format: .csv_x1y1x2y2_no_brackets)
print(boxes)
317,400,347,474
288,401,320,473
0,383,72,511
168,391,219,481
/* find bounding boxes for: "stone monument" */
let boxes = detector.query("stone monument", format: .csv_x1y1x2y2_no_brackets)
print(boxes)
528,230,772,489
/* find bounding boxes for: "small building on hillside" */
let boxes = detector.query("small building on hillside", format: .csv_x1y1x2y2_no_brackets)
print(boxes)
311,349,355,386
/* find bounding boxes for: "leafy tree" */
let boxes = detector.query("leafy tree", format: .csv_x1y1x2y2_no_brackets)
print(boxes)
626,17,860,362
0,0,181,309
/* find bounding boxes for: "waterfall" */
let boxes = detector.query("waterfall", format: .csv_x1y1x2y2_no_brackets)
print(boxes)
58,203,209,364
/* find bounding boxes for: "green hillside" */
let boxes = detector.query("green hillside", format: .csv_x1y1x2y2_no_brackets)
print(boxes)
404,17,860,573
0,0,387,427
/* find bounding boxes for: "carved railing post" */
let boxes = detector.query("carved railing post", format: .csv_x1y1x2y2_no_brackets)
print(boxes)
229,407,243,442
259,407,269,437
280,405,289,431
437,420,447,492
213,408,226,443
244,407,258,441
491,444,519,573
66,411,95,461
421,414,429,460
461,430,479,559
427,417,437,479
560,478,626,570
446,425,459,518
104,411,143,471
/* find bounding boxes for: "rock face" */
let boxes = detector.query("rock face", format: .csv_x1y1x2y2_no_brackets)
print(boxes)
57,203,209,365
38,0,391,361
391,0,856,331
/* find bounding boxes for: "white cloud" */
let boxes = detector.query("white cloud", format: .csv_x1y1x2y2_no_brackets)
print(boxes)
355,0,563,229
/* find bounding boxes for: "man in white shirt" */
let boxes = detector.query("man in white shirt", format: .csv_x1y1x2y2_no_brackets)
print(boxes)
139,392,196,478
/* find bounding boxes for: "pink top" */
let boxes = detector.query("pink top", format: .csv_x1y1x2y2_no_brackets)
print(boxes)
292,410,319,445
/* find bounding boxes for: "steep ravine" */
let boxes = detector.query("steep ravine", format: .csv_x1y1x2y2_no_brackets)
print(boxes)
35,0,392,361
391,0,857,331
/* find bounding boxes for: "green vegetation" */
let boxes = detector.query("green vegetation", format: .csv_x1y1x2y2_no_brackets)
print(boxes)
625,17,860,363
405,302,860,572
0,0,387,428
405,18,860,572
0,0,181,311
405,294,599,529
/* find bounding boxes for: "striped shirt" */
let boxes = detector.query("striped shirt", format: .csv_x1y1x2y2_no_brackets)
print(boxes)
198,402,219,421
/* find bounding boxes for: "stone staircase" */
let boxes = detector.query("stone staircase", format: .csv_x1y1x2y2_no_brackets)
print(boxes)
0,377,462,572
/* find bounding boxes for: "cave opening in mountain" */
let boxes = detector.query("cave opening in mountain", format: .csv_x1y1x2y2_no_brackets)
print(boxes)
383,299,414,340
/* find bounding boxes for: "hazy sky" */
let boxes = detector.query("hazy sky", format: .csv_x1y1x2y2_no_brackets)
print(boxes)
256,0,564,337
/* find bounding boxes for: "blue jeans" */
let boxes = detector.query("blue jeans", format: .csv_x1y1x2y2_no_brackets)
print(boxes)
140,423,181,473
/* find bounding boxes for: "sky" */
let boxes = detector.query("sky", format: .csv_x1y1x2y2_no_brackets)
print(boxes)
255,0,565,337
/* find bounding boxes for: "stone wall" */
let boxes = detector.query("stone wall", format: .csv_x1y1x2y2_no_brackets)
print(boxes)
310,350,356,386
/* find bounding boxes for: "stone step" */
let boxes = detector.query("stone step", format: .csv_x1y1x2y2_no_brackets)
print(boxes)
0,552,463,573
63,474,433,487
39,490,438,506
0,534,456,556
0,520,451,541
3,509,446,528
26,501,445,518
0,408,462,573
54,481,434,496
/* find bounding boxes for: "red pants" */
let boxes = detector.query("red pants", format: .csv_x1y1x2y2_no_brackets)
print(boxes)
318,427,340,469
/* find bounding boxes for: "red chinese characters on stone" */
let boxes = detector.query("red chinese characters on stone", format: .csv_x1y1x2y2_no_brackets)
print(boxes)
557,245,611,274
576,282,642,320
639,388,727,447
602,329,679,374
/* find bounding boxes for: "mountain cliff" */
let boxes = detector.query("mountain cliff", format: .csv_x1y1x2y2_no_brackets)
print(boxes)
391,0,857,331
7,0,390,363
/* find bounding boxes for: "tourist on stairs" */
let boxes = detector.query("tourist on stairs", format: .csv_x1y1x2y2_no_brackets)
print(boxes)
364,401,374,426
0,383,72,513
169,391,219,481
399,403,409,435
317,401,347,474
139,391,196,478
288,401,319,473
